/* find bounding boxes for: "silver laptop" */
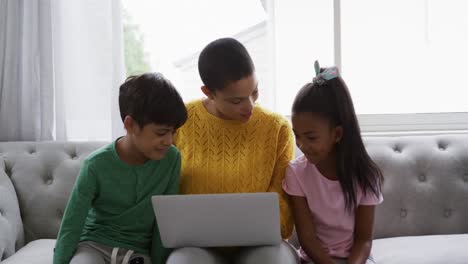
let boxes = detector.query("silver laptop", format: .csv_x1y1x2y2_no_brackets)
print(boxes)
151,192,281,248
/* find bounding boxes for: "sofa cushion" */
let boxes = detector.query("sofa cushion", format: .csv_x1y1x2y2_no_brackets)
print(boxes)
372,234,468,264
0,155,24,261
1,239,55,264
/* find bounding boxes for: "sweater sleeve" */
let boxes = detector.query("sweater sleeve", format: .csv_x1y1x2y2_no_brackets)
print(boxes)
53,160,97,264
267,121,295,239
150,150,181,263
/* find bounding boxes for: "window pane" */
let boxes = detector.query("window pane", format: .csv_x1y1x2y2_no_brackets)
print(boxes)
122,0,270,105
342,0,468,114
275,0,334,115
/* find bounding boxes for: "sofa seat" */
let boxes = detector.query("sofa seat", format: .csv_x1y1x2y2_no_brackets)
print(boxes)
372,234,468,264
2,239,55,264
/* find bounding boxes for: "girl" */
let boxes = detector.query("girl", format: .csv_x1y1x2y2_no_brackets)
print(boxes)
283,61,384,264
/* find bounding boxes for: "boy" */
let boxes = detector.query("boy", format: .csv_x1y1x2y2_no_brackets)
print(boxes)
54,73,187,264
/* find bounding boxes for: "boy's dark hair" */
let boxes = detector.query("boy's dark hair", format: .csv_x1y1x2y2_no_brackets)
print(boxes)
292,73,383,211
119,72,187,129
198,38,255,92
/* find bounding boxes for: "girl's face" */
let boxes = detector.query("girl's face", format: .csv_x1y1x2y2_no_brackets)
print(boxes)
292,112,342,165
203,74,259,122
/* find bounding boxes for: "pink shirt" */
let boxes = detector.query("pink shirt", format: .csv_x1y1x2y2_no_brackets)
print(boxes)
282,155,383,260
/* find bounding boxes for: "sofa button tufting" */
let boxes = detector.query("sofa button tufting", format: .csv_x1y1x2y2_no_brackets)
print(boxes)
444,209,452,217
400,209,407,217
5,167,12,177
393,147,401,153
46,177,54,185
419,174,426,182
69,151,78,159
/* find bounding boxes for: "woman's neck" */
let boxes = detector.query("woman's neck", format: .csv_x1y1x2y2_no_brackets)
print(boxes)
202,98,231,120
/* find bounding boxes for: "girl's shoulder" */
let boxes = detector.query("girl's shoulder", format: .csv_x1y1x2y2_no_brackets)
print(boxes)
289,155,309,166
288,155,315,175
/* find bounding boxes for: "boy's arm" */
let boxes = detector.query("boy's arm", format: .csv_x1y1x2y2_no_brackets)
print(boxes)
267,122,295,239
53,161,97,264
150,150,181,263
347,205,375,264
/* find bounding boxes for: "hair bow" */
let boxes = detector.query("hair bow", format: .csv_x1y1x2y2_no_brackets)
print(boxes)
313,60,339,85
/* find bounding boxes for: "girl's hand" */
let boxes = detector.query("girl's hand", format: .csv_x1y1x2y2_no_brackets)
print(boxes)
290,195,335,264
347,205,376,264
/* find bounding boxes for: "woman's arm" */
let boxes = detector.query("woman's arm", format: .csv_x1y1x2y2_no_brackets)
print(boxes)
290,195,335,264
347,205,376,264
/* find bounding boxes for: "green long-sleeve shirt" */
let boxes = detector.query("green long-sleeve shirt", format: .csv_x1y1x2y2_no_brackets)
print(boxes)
53,140,180,264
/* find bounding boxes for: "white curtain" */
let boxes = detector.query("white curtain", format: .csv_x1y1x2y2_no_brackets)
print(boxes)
0,0,125,141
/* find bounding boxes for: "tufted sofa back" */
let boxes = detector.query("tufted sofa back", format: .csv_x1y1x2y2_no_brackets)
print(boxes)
0,141,106,254
365,134,468,239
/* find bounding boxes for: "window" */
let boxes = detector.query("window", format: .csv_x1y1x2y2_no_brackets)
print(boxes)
123,0,468,133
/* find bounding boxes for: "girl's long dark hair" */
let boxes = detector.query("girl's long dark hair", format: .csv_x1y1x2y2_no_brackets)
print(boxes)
292,73,383,211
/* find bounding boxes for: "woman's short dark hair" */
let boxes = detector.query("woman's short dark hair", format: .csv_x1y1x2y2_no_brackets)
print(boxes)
198,38,255,92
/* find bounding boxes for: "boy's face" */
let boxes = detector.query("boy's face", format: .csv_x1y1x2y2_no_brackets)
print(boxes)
292,112,342,165
131,122,176,161
205,74,259,122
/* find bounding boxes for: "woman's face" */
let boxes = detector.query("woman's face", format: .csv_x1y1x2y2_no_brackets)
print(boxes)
207,74,259,122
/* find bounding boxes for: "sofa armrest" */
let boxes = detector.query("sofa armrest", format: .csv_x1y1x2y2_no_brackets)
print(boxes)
0,157,24,261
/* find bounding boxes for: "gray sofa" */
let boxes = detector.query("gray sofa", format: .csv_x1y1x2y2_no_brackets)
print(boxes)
1,134,468,263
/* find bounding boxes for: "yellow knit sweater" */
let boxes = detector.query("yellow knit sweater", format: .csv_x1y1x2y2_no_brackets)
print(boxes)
174,99,294,238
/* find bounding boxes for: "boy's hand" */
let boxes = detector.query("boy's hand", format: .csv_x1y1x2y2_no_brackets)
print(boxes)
130,257,144,264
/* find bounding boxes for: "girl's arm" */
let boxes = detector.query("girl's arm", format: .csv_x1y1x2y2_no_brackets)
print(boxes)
268,123,295,239
291,195,335,264
347,205,376,264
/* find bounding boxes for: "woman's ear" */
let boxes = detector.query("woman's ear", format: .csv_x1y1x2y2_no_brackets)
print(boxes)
201,86,215,100
335,126,343,143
